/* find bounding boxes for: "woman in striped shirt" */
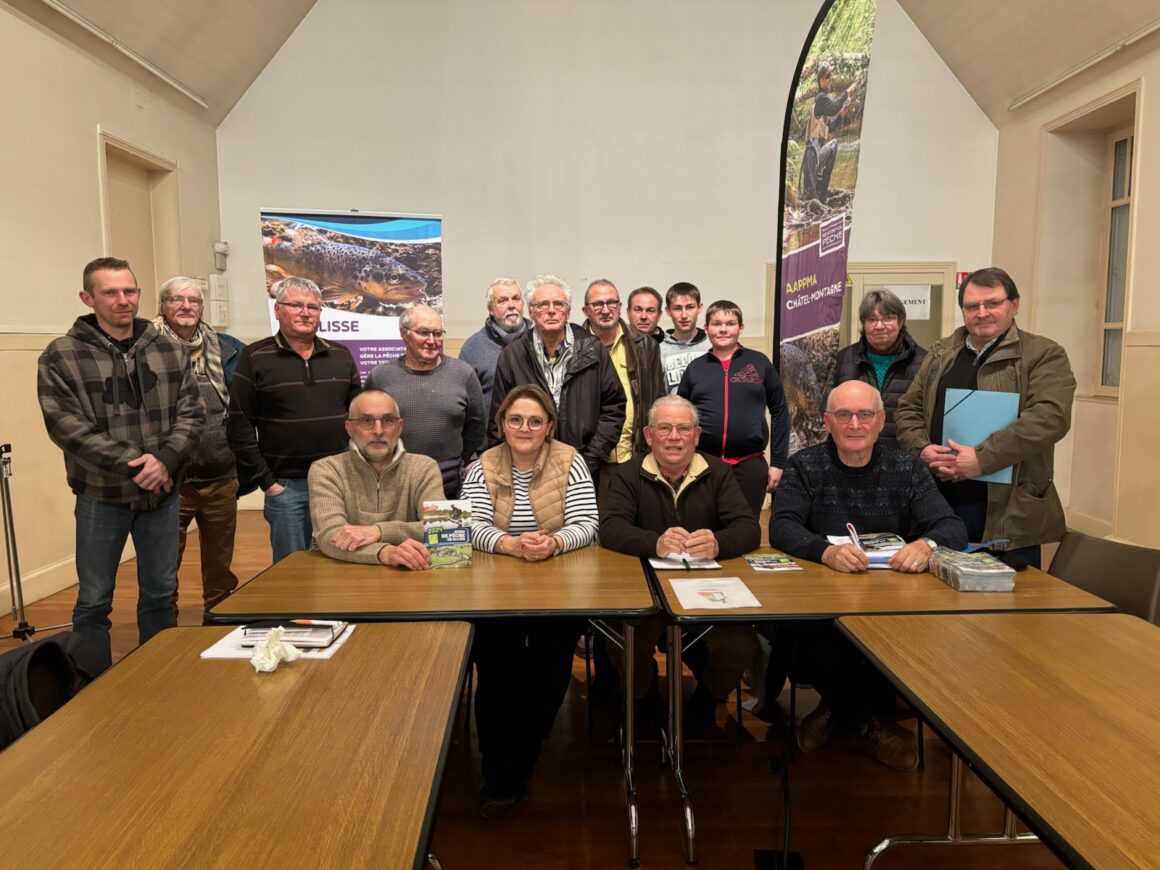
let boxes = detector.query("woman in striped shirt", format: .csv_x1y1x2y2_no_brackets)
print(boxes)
461,384,598,818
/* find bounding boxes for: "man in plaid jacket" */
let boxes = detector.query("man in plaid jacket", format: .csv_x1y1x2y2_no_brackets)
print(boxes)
38,257,204,671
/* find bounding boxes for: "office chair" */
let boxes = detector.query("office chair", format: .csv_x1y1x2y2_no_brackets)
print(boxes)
1049,530,1160,623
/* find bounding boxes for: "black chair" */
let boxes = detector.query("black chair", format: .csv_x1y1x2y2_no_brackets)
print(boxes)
1048,530,1160,622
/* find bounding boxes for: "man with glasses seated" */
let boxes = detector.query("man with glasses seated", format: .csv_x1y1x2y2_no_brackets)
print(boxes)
770,380,967,769
308,390,443,569
601,395,761,737
366,304,485,498
228,277,361,562
895,267,1075,569
489,274,625,481
831,288,926,450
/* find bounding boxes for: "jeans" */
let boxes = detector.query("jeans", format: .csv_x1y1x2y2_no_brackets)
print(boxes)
176,477,240,616
263,477,312,563
74,492,180,673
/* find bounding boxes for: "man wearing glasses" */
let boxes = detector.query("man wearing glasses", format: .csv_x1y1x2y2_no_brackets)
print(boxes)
365,304,485,498
228,277,361,562
154,276,247,619
489,274,625,480
580,279,663,504
895,267,1075,568
308,390,443,569
601,395,761,736
770,380,966,769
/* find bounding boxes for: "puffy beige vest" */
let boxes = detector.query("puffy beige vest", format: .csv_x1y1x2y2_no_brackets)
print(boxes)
480,439,575,533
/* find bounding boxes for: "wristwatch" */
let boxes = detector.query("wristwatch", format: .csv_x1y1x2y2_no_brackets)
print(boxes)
921,537,939,551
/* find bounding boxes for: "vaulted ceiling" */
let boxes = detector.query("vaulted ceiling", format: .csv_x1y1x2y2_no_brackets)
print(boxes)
7,0,1160,128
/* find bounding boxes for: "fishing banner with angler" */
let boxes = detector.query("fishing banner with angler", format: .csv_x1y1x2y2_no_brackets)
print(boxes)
260,210,443,380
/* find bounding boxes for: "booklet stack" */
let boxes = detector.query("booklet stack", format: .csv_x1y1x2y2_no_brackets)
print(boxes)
928,549,1016,592
423,499,472,568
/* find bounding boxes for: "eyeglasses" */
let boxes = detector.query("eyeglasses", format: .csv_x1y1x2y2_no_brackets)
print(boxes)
864,315,898,326
351,415,402,430
826,409,881,424
403,327,446,340
165,295,203,307
651,423,696,436
531,300,569,312
505,415,547,431
586,300,620,310
961,298,1010,314
277,301,322,314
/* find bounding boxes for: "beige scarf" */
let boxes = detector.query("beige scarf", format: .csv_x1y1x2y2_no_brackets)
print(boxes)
153,317,228,405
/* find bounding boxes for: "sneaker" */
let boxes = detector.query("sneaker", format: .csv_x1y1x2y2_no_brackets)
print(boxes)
478,783,527,819
862,719,918,771
796,701,835,754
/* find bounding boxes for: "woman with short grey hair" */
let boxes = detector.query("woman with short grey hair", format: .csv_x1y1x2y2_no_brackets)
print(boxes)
831,288,926,448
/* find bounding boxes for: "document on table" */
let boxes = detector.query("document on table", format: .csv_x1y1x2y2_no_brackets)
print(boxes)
649,554,722,570
942,388,1019,484
827,533,904,570
668,577,761,609
744,554,803,572
200,624,356,660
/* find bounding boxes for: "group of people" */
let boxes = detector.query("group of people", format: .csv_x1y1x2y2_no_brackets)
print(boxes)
38,257,1074,818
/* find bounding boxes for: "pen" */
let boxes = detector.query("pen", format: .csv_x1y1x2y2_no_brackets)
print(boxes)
846,522,864,550
292,619,342,627
682,558,692,571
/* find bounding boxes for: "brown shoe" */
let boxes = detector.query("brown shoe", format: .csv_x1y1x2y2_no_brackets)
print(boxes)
796,701,835,754
862,719,918,771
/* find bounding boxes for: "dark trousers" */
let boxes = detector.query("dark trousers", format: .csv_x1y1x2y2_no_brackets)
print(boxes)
796,620,895,731
952,500,1042,569
472,618,584,792
730,455,769,520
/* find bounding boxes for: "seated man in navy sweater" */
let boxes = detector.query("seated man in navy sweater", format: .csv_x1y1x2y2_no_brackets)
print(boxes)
770,380,966,770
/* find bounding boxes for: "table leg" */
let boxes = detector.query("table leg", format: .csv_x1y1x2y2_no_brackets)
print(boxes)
863,753,1039,869
624,622,640,868
662,623,696,865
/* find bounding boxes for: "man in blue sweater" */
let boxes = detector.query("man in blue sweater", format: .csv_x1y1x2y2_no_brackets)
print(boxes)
770,380,966,769
458,277,530,416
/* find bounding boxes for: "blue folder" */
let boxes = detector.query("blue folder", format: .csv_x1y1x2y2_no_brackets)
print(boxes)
942,388,1019,484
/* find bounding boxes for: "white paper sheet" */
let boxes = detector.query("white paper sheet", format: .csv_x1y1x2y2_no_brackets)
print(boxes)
200,624,356,660
669,577,762,610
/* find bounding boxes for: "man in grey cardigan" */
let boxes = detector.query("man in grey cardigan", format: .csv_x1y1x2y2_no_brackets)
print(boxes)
365,305,486,497
308,390,444,570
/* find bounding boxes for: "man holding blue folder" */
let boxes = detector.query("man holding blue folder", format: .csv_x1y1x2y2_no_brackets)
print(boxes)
895,267,1075,568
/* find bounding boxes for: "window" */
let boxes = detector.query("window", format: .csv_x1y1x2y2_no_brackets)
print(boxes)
1099,127,1132,391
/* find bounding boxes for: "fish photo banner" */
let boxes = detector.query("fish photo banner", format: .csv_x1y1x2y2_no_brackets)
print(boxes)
260,210,443,380
775,0,878,453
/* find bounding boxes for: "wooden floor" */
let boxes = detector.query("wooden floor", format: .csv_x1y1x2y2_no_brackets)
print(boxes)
0,512,1065,869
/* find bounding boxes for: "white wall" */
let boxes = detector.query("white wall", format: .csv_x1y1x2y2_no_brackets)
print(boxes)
217,0,997,341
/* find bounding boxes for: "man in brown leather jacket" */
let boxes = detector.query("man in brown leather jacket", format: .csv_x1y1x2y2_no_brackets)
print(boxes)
895,267,1076,568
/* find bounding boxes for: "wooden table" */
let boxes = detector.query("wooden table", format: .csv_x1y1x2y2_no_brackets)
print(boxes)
840,612,1160,870
651,547,1113,622
0,623,472,870
210,547,657,622
647,548,1113,864
209,545,658,866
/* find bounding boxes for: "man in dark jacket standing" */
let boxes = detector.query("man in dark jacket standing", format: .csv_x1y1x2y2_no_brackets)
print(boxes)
38,257,205,671
228,277,361,563
831,288,926,449
678,300,791,518
488,274,626,479
154,276,246,619
601,395,760,734
580,279,664,504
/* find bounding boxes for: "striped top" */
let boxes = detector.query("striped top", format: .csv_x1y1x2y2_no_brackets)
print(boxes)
462,453,598,554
